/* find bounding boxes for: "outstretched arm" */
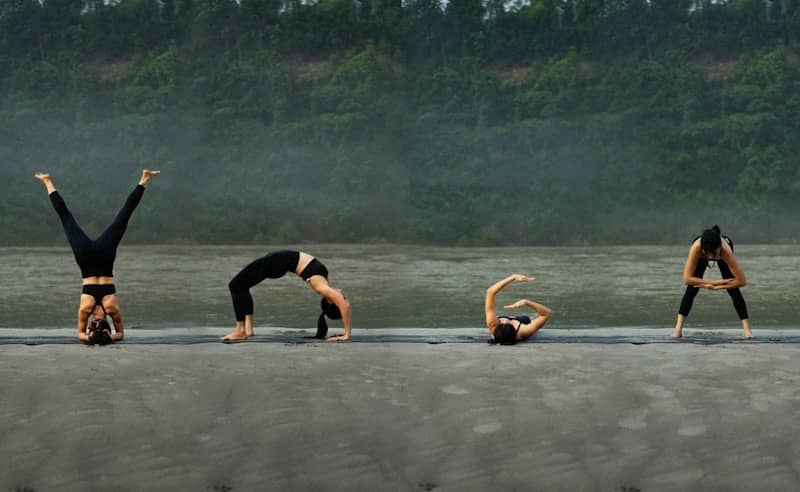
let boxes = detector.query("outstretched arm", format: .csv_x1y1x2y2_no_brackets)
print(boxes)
485,274,535,329
504,299,552,339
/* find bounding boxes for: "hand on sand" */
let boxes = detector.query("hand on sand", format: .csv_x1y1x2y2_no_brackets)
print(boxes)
670,329,682,339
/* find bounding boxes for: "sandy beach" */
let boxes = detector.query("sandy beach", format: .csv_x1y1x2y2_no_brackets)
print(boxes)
3,333,800,491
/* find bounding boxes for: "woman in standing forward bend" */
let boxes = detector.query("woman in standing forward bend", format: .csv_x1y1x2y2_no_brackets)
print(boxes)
485,274,552,345
35,169,160,344
671,225,753,339
223,250,352,342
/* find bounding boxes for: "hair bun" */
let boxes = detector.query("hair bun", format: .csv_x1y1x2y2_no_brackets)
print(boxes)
320,298,342,320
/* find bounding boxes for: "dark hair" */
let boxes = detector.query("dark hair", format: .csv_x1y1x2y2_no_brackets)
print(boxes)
316,298,342,339
87,319,113,346
489,323,517,345
701,225,722,254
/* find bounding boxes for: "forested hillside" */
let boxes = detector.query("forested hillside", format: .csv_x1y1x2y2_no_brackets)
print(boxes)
2,0,799,245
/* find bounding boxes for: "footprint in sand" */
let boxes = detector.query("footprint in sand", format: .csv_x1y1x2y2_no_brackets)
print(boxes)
473,422,502,434
440,385,470,395
640,384,674,399
618,410,648,430
677,422,707,437
750,395,769,412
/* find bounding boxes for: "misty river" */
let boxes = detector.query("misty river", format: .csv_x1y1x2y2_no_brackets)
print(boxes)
2,244,798,331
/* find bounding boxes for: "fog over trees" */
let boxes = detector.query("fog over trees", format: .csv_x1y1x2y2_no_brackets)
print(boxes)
2,0,799,245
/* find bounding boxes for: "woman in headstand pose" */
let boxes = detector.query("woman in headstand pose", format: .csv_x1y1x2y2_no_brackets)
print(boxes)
485,274,552,345
35,170,160,344
223,250,352,342
671,225,753,339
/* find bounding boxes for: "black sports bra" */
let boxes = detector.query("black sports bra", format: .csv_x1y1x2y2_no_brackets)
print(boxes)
498,315,531,325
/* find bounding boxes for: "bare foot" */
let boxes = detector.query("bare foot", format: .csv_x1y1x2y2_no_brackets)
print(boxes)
139,169,160,186
742,319,753,339
326,334,350,342
222,330,248,341
670,329,683,339
35,173,56,193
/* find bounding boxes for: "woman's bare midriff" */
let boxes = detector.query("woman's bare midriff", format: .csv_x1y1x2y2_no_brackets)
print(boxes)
82,276,115,285
294,251,314,276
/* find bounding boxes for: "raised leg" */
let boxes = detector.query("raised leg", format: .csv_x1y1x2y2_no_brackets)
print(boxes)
96,170,159,249
36,173,91,253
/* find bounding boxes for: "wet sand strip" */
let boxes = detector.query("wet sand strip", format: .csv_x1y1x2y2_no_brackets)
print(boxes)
2,328,800,345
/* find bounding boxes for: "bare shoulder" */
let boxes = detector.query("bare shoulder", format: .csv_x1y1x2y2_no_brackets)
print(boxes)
687,240,702,256
720,239,736,259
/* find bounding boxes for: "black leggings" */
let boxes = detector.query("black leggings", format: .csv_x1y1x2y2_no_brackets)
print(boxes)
229,250,300,322
50,185,145,278
678,259,749,320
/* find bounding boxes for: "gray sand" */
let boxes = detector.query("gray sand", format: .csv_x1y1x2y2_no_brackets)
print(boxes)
3,342,800,491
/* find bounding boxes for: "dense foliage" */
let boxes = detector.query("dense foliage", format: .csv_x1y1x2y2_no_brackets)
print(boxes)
2,0,799,245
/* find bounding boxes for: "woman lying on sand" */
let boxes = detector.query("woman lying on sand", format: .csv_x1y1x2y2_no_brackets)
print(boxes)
485,274,552,345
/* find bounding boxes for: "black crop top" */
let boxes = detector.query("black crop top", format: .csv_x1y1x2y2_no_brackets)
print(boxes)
498,315,531,325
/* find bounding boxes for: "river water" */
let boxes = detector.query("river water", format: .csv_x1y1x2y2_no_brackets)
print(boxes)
1,244,797,330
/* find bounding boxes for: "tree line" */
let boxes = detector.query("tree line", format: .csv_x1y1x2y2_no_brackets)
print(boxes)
1,0,799,245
